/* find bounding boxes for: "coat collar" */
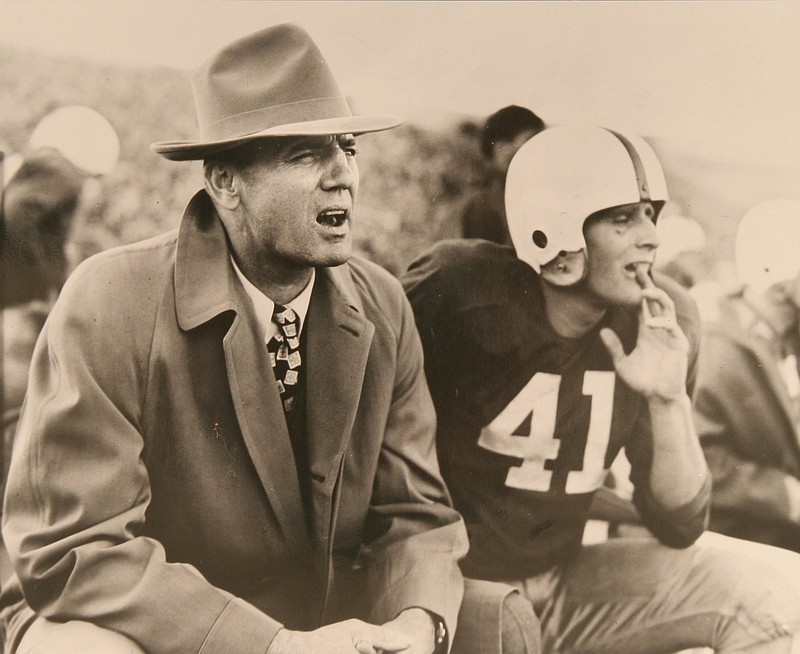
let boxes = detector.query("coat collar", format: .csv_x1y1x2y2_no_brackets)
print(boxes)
175,191,239,331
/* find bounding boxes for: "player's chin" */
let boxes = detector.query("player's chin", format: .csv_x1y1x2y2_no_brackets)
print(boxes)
590,277,641,308
602,285,642,308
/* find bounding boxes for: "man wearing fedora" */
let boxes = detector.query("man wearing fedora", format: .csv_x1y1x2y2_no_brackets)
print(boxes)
0,24,469,654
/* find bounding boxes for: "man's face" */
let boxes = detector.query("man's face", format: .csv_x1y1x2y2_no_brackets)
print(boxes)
582,201,660,307
231,134,359,272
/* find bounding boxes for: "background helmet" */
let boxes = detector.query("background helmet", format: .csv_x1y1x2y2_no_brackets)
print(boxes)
735,198,800,294
29,105,120,176
505,125,669,272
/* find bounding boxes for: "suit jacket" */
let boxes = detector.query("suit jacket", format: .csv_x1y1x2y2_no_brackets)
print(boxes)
1,191,467,653
693,294,800,551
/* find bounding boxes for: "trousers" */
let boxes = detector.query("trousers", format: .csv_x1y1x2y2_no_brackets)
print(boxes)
5,533,798,654
504,532,800,654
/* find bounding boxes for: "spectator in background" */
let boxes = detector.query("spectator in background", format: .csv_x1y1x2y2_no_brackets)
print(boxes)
694,198,800,553
1,106,119,485
456,105,544,245
2,150,88,307
1,112,118,595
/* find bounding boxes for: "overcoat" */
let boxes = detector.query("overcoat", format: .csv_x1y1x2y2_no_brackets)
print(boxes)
0,191,467,653
693,294,800,551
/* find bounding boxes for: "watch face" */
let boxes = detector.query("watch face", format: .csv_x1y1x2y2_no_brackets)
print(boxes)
435,619,447,652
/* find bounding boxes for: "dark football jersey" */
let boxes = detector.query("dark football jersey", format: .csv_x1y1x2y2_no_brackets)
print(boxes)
403,239,707,580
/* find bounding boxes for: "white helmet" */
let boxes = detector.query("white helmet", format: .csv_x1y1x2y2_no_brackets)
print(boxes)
29,105,120,176
735,198,800,294
505,125,669,272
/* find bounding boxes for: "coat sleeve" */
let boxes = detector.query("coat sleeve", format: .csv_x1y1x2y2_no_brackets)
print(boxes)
2,256,280,654
355,274,468,641
693,336,796,524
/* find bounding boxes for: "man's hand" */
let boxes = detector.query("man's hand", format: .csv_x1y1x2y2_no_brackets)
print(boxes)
382,608,437,654
268,619,410,654
600,267,689,402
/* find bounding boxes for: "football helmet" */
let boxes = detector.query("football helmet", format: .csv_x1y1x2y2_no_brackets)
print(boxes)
505,125,669,272
735,198,800,293
29,105,119,176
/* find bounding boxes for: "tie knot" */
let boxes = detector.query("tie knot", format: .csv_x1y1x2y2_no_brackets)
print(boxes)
272,304,299,333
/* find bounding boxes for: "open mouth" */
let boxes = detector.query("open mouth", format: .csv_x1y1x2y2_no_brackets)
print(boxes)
316,209,349,228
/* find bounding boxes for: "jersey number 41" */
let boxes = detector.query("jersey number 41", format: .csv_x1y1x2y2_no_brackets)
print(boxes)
477,371,615,494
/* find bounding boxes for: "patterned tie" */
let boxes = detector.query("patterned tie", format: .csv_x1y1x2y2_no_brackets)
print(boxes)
267,304,302,413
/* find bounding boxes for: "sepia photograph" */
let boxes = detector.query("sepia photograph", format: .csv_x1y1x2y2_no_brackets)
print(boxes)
1,2,799,653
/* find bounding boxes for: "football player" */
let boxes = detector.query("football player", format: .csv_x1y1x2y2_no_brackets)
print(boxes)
403,125,800,653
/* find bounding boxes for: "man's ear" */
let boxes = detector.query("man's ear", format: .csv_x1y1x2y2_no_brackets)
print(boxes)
539,250,587,286
204,162,240,211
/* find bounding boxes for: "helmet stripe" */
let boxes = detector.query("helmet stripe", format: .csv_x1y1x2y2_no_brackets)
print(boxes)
606,129,651,201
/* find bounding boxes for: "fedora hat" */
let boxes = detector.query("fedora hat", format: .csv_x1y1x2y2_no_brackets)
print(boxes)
151,24,403,161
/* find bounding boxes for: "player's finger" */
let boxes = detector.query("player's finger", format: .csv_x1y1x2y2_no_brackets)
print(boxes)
599,327,625,364
640,285,674,305
635,264,654,290
640,286,676,318
635,269,663,318
642,315,678,331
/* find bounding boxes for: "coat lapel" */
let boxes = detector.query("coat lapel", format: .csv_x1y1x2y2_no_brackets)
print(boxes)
305,266,374,539
174,191,311,556
223,303,312,556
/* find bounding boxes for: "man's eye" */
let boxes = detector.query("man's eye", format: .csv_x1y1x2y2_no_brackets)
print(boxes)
344,147,358,157
291,151,318,162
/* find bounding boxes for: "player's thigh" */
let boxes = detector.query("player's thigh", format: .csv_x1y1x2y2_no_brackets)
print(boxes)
14,616,146,654
545,536,800,654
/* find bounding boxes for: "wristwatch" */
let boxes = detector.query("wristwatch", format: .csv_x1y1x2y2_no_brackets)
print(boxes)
426,611,448,654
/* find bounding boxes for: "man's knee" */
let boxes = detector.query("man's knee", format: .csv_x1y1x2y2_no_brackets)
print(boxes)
453,578,541,654
14,617,146,654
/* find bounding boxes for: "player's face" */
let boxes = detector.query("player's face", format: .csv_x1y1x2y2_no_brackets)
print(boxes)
583,201,660,307
230,134,359,273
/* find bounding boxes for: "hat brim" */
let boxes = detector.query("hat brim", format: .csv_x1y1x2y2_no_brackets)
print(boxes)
151,114,404,161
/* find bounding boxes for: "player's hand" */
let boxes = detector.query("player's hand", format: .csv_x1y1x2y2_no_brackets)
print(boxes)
381,608,436,654
268,619,411,654
599,266,689,402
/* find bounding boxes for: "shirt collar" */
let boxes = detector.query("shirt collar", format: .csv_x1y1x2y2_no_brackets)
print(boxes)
231,256,315,344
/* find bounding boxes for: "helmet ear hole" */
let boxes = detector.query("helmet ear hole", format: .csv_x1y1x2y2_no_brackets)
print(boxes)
532,230,548,249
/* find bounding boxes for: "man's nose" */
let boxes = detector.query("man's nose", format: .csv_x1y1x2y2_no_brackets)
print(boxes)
321,147,357,190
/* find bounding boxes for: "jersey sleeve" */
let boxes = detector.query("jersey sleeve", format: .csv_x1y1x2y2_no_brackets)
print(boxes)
625,276,709,546
625,402,711,547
